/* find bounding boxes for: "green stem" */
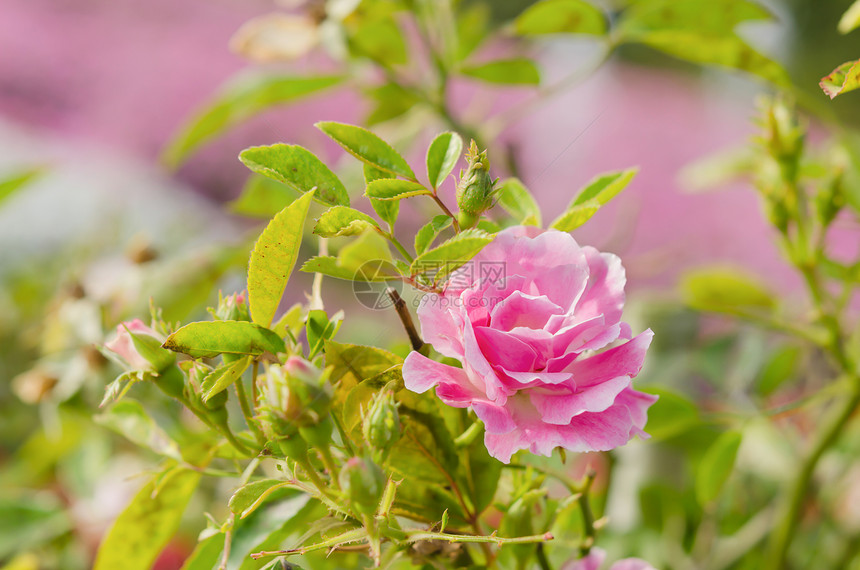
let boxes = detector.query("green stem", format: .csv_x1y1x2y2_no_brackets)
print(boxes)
765,377,860,569
251,361,259,407
403,529,554,546
454,421,483,448
318,445,341,490
536,543,553,570
578,471,597,557
386,232,414,263
221,422,254,457
430,194,460,233
235,376,265,447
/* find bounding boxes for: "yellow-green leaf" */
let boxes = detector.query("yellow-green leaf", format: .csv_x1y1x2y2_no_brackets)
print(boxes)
316,121,415,180
240,144,348,207
515,0,606,36
410,229,494,279
461,58,541,85
426,132,464,190
163,321,285,359
314,206,380,237
550,198,600,231
365,179,431,201
820,59,860,100
201,355,252,401
248,191,315,326
497,178,542,226
163,74,341,168
839,0,860,34
94,466,200,570
682,267,775,313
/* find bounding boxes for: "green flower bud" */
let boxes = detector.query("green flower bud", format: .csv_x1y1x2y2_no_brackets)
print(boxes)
362,390,401,459
339,456,386,516
153,365,186,400
815,170,845,228
257,357,332,442
212,291,250,322
456,141,497,228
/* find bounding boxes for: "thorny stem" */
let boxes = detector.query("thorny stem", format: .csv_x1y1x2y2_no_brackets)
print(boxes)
318,445,341,490
251,361,259,407
388,288,424,351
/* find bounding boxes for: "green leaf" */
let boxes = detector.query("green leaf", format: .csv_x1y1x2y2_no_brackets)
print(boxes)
365,179,431,201
306,310,342,357
316,122,415,180
682,267,775,313
163,74,342,168
515,0,607,36
820,59,860,100
228,479,290,519
550,199,600,231
572,168,638,206
839,0,860,34
461,58,541,85
95,400,182,461
500,489,546,566
455,3,490,61
325,341,402,409
365,82,422,125
696,431,742,505
314,206,380,237
347,14,408,66
94,466,201,570
201,356,252,402
0,166,45,206
163,321,286,359
272,303,304,339
641,387,700,441
414,215,453,255
410,229,494,279
364,164,400,228
179,534,223,570
426,132,464,190
496,178,542,225
229,174,300,218
301,229,399,282
248,191,315,327
757,345,802,396
240,145,348,207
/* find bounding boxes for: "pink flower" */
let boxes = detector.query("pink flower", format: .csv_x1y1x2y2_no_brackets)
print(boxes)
103,319,163,371
562,548,657,570
402,227,657,463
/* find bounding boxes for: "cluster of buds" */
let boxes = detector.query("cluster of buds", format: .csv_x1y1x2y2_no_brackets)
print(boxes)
456,141,498,229
257,356,332,459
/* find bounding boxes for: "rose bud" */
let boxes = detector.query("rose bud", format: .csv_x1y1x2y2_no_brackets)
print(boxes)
362,390,401,460
339,456,386,516
456,141,498,229
212,291,250,322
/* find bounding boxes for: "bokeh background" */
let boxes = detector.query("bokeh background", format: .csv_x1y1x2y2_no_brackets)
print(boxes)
2,0,859,568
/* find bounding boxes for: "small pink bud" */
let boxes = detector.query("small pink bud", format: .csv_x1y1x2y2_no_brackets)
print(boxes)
104,319,161,371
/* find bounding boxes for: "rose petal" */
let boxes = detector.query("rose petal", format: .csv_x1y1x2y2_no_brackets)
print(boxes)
529,376,631,425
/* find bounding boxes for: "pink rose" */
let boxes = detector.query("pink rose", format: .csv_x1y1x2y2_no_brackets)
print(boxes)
103,319,163,371
402,227,657,463
562,548,657,570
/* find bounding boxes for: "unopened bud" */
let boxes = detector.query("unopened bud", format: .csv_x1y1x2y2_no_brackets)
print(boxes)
213,291,250,322
815,170,845,227
362,390,401,459
339,456,386,516
104,319,174,373
257,358,331,442
456,141,497,228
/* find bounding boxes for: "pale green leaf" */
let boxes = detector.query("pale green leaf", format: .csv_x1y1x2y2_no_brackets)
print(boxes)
550,198,600,231
573,168,638,205
839,0,860,34
271,303,304,339
313,206,380,237
497,177,542,225
820,59,860,99
348,14,407,66
757,345,802,396
163,321,285,359
229,174,299,218
0,166,45,205
410,229,494,279
365,82,422,125
163,74,342,168
365,179,431,201
461,58,541,85
302,229,399,282
316,121,415,180
248,191,315,326
228,479,290,519
682,267,775,313
414,215,453,255
240,145,348,207
94,467,200,570
696,431,742,505
426,132,463,190
515,0,606,36
201,356,252,402
95,400,182,460
640,387,699,441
